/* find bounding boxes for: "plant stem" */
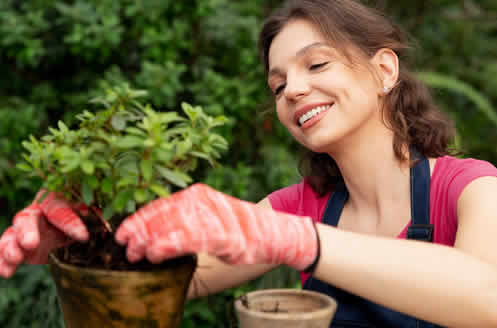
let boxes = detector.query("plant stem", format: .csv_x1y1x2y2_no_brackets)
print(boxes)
66,184,113,233
90,205,113,233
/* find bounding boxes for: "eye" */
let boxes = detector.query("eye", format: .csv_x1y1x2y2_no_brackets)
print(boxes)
309,62,328,70
274,83,286,95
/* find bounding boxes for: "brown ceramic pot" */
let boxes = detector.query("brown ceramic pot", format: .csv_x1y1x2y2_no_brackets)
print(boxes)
48,253,196,328
235,289,337,328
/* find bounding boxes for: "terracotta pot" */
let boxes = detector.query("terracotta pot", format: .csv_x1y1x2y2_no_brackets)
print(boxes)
235,289,337,328
48,253,196,328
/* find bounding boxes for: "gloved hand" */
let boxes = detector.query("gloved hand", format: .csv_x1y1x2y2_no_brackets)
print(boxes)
115,183,319,271
0,191,89,278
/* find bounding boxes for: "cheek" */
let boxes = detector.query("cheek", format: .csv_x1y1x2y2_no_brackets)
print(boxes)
338,72,379,112
275,102,304,139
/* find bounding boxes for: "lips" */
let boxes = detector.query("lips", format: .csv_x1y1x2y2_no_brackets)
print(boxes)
294,102,334,126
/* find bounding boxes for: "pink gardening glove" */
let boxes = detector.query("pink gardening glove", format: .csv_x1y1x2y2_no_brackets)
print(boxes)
0,191,89,278
115,183,318,271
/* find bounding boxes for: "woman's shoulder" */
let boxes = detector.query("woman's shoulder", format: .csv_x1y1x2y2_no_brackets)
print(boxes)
433,155,497,184
431,154,497,221
419,155,496,246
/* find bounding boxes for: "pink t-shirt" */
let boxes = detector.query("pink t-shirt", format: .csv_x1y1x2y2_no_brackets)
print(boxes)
268,155,497,285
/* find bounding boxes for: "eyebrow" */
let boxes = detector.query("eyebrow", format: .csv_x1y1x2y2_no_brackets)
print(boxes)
268,42,329,78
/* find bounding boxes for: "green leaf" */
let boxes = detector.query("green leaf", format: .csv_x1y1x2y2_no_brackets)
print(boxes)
115,136,144,149
102,178,114,194
141,159,153,182
95,161,111,171
156,166,192,188
116,176,138,189
81,160,95,175
57,121,69,133
191,151,211,161
175,139,192,157
125,127,147,136
209,115,229,128
181,102,197,121
126,200,136,213
158,112,186,125
61,159,80,173
117,176,138,188
150,184,170,197
87,175,99,189
165,127,189,137
113,190,134,212
154,147,173,162
16,163,32,172
144,138,155,147
134,188,148,203
111,114,127,131
102,204,115,221
417,71,497,127
81,181,94,205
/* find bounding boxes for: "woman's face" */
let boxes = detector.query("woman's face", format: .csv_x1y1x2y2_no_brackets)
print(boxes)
267,19,384,154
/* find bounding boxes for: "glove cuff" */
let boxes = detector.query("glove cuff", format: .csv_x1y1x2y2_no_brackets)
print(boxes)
303,221,321,274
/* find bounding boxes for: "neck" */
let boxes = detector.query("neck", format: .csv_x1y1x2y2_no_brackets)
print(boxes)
328,126,411,222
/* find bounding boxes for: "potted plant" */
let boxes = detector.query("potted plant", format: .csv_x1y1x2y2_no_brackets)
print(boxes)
17,84,229,328
234,289,337,328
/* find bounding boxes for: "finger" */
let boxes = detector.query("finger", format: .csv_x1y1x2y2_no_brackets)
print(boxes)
146,240,174,264
71,203,90,217
0,256,17,278
12,205,42,250
115,215,136,245
115,211,148,245
146,231,186,264
39,193,89,242
126,236,147,263
0,228,24,265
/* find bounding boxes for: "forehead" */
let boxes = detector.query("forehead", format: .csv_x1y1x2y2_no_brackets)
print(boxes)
268,19,328,69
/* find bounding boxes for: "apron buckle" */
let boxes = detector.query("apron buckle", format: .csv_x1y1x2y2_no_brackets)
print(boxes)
407,224,434,242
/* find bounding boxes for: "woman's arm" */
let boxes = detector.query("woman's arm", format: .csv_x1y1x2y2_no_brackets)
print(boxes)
313,176,497,327
186,198,278,299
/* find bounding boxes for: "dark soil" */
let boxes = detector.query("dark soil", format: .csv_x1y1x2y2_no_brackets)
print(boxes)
238,296,288,313
53,215,189,271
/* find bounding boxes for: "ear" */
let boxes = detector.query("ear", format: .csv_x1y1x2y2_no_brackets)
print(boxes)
370,48,399,93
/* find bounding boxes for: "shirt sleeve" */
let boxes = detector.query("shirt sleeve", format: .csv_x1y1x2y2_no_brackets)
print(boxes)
267,181,304,215
447,159,497,220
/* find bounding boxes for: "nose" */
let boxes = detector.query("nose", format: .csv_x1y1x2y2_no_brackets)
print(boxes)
283,72,311,101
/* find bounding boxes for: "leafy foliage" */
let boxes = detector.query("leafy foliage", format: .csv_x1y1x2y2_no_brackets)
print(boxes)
0,266,63,328
417,72,497,127
19,85,228,225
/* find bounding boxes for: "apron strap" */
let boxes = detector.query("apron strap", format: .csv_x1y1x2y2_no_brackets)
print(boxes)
321,181,348,227
407,147,434,242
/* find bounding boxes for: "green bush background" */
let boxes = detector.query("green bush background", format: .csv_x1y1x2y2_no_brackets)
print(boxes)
1,0,496,326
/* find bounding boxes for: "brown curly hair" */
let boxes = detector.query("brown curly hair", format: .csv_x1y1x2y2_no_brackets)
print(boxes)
259,0,456,196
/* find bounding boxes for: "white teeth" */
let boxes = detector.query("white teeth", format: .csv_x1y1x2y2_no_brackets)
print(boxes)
298,105,331,126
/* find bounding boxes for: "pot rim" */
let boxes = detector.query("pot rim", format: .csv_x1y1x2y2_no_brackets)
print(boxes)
234,288,337,321
48,252,196,277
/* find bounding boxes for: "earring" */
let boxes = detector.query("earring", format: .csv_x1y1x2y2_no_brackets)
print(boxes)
383,86,390,94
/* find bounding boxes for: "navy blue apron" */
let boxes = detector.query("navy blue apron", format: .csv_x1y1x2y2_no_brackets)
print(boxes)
303,150,443,328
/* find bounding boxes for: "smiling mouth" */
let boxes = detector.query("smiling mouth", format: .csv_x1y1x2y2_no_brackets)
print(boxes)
298,104,333,126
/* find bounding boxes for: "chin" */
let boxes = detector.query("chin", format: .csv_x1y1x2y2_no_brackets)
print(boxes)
301,140,337,155
302,132,342,153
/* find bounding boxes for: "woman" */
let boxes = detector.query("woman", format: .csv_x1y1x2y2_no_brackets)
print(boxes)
1,0,497,326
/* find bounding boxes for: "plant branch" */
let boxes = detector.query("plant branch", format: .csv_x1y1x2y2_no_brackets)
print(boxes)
65,183,113,233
